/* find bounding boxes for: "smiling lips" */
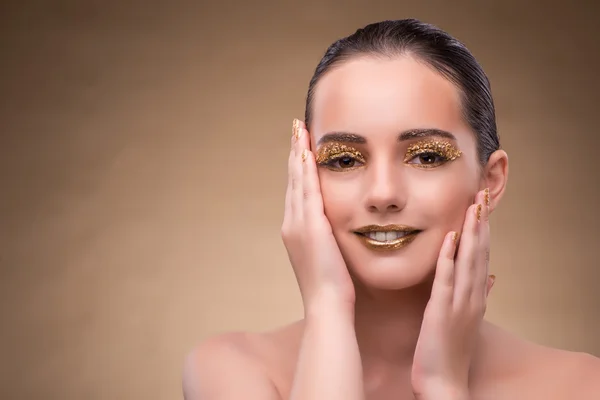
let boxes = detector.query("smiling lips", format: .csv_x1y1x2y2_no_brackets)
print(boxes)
353,224,421,251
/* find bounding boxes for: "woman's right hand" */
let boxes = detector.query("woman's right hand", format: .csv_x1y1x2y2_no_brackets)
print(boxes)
281,119,355,315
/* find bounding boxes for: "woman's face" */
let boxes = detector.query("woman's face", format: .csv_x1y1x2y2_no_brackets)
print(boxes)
309,55,484,290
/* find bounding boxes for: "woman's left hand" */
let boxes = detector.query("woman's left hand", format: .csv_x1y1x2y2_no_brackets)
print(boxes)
411,188,495,400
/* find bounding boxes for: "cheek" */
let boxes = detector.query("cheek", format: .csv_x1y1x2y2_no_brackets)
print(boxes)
409,171,476,227
318,172,360,227
319,167,479,231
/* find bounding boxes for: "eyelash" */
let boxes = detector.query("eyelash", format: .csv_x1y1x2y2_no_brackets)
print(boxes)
320,152,366,171
403,150,450,168
318,150,451,171
316,139,462,172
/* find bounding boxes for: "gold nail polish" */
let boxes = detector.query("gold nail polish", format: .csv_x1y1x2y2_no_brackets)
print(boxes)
301,149,308,162
476,204,482,222
292,119,301,139
452,231,458,244
489,274,496,283
484,188,490,206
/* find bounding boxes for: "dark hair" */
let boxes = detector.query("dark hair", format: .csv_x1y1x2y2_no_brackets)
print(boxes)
304,19,500,165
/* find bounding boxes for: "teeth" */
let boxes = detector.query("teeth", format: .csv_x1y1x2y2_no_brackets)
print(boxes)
385,231,398,241
366,231,411,242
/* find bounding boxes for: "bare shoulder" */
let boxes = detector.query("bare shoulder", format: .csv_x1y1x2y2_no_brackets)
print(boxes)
545,347,600,398
182,331,281,400
477,323,600,399
182,323,303,400
516,341,600,399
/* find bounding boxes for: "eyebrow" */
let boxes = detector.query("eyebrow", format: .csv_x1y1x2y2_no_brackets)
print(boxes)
316,128,457,145
398,128,456,141
316,132,367,145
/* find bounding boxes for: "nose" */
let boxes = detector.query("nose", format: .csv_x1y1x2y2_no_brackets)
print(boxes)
364,162,406,214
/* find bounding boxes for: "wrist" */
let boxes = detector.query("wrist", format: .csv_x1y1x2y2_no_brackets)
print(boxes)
304,289,355,321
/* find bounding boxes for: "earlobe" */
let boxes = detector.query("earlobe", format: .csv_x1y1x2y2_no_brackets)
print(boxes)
484,150,509,214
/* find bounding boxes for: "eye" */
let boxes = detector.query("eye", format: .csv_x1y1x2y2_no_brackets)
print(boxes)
315,142,366,171
404,139,462,169
406,152,448,168
325,155,364,170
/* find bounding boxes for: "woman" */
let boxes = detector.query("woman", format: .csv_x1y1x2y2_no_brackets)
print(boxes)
183,19,600,399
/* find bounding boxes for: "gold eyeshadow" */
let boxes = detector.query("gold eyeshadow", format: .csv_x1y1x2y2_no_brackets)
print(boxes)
315,138,461,171
403,139,462,167
315,142,366,170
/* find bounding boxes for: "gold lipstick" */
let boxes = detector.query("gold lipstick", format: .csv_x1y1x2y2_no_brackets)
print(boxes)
353,224,421,251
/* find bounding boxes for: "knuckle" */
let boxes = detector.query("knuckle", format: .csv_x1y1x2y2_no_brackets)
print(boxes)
469,299,486,316
440,278,454,290
483,209,490,222
281,219,307,243
281,224,296,241
453,297,468,313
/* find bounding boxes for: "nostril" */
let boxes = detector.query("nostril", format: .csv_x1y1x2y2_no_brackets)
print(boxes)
367,204,401,213
386,204,401,212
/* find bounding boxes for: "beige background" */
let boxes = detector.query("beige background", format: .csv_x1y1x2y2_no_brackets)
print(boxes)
1,1,598,399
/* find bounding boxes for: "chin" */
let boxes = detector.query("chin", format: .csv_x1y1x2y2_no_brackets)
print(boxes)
347,256,434,291
339,233,440,291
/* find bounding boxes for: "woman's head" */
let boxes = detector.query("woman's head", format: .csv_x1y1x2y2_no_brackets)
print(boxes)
304,19,508,291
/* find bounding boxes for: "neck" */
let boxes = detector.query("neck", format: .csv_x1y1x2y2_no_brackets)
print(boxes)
352,279,494,389
353,279,434,371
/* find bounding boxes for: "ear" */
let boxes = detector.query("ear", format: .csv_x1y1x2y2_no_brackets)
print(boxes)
483,150,508,214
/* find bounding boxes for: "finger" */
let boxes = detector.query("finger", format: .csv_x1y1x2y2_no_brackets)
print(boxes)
292,122,306,221
301,148,326,226
289,120,299,218
431,231,458,303
284,133,295,223
475,188,491,301
292,118,302,143
486,274,496,297
298,121,326,229
295,118,307,132
296,119,311,151
452,200,481,308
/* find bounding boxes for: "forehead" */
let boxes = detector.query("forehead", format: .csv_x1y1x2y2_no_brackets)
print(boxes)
310,55,470,142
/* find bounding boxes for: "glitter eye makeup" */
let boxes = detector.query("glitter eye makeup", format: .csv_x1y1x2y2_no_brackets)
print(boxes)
316,142,366,171
403,139,462,169
314,137,461,171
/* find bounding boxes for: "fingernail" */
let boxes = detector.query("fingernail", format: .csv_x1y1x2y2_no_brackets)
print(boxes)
484,188,490,207
292,119,301,139
489,274,496,286
452,231,460,246
301,149,308,162
476,204,482,222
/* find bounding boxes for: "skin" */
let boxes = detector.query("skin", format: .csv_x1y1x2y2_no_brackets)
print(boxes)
183,56,600,399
